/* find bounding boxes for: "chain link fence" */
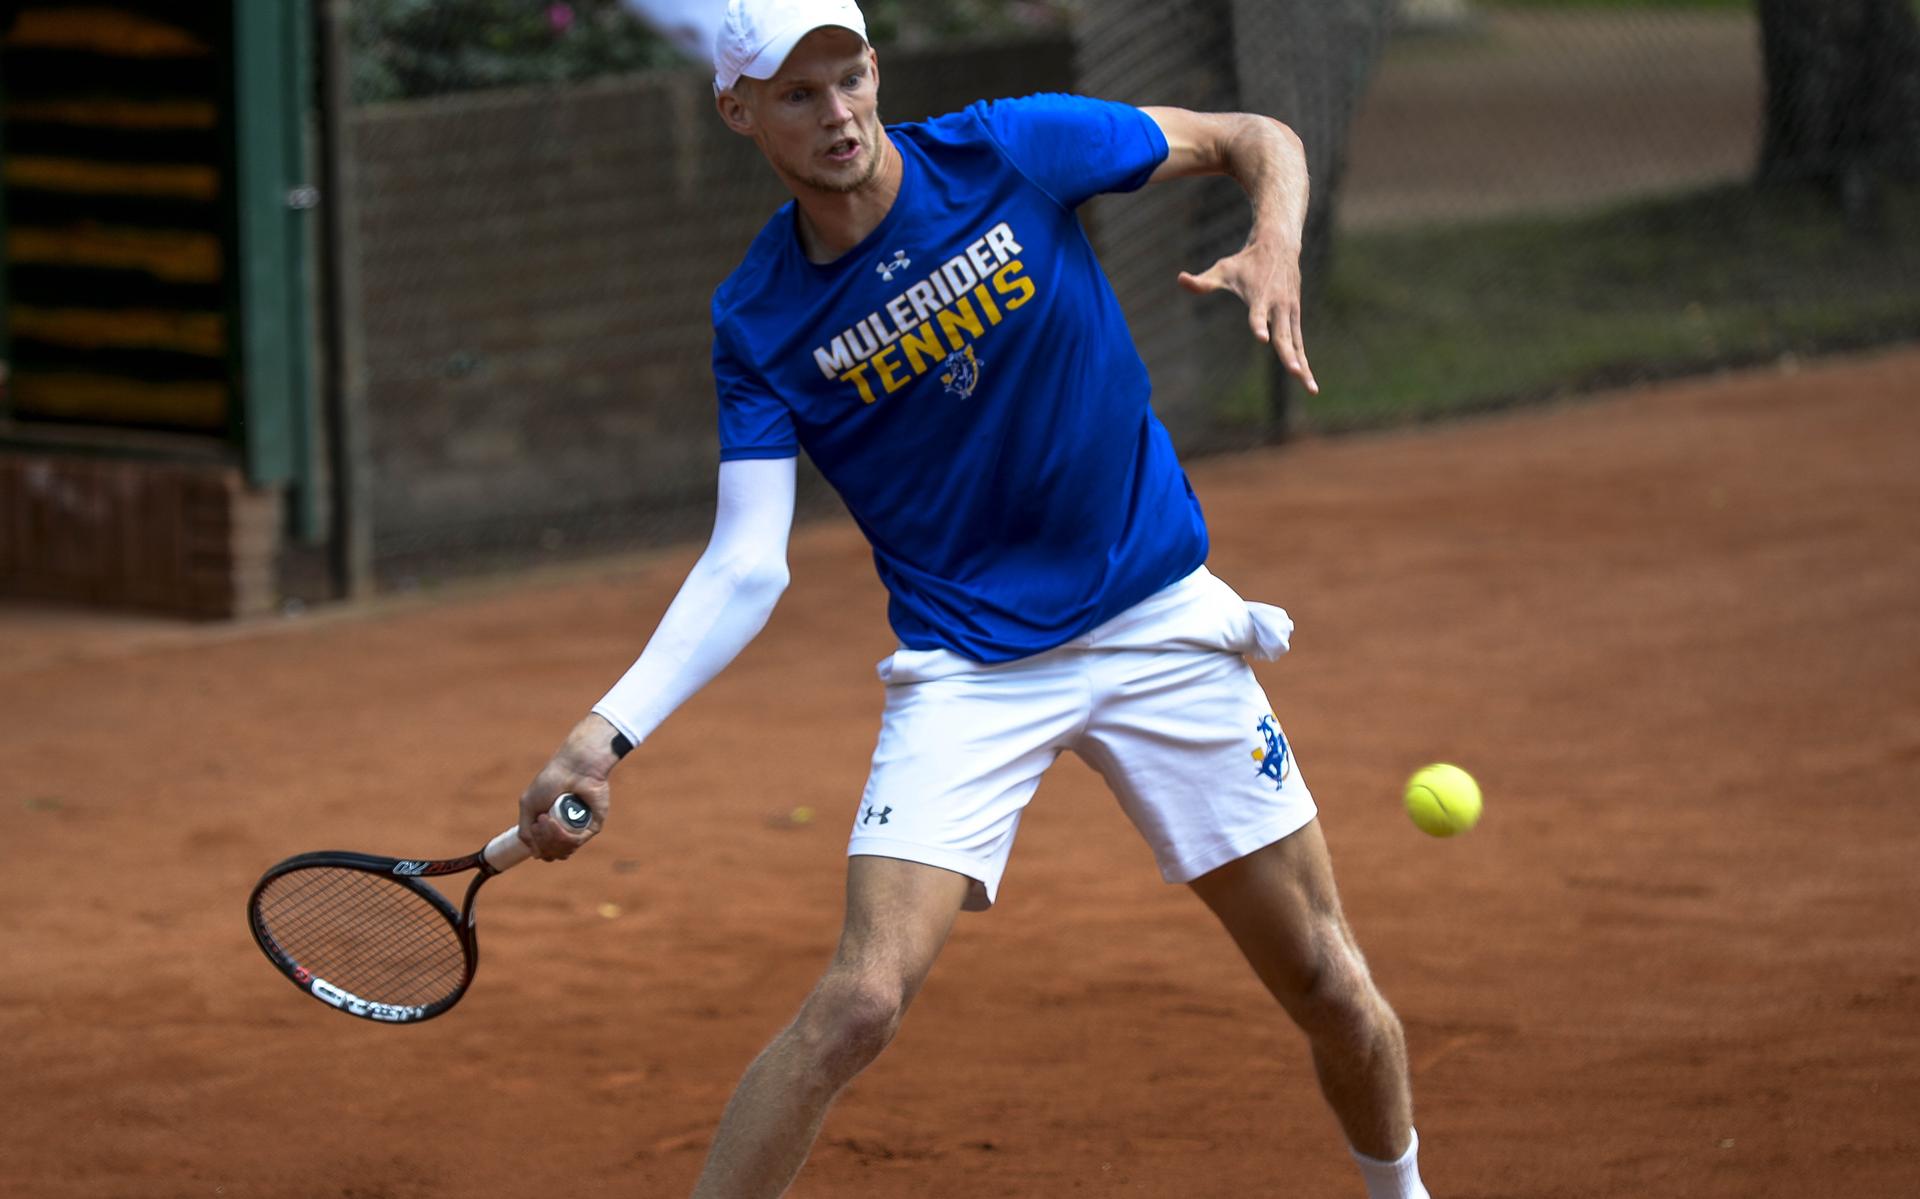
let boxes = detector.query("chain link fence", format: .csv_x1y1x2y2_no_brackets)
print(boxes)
325,0,1920,587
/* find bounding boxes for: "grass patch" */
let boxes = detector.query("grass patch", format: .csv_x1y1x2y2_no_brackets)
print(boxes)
1304,183,1920,430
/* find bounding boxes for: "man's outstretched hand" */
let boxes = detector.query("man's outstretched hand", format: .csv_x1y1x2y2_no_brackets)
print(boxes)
1179,238,1318,396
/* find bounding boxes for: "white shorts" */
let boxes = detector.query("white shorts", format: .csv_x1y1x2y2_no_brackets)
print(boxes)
849,566,1317,911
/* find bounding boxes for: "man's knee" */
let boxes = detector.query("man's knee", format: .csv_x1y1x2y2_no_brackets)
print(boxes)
1284,927,1394,1044
793,971,910,1077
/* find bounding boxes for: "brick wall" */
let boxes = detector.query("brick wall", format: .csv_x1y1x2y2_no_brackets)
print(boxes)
346,39,1076,583
0,453,282,618
2,34,1248,613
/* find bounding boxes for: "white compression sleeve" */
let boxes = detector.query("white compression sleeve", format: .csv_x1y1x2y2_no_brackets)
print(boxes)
591,456,796,748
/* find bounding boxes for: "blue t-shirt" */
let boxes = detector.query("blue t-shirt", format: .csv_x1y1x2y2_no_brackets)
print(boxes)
711,93,1208,663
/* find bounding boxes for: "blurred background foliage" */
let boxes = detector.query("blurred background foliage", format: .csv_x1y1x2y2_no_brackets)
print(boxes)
349,0,682,102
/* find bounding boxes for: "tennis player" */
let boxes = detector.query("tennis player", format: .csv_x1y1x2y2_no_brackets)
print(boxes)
518,1,1430,1195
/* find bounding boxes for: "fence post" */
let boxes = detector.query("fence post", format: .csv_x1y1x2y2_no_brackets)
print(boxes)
315,0,374,598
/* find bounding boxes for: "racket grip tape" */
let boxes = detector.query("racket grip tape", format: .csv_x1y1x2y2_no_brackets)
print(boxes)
482,792,593,872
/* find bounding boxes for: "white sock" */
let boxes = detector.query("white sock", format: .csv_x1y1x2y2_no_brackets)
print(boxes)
1350,1126,1430,1199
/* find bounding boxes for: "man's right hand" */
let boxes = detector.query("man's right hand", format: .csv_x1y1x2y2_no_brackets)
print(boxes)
518,712,624,861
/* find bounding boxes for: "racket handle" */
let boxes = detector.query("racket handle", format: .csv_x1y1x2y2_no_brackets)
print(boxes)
483,792,594,872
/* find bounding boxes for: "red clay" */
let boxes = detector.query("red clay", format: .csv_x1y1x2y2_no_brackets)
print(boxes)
3,348,1917,1197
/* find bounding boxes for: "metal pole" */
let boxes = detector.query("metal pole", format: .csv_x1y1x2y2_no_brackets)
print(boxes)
315,0,375,599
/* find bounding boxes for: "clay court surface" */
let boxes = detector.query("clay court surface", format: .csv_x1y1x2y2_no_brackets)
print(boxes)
3,348,1917,1197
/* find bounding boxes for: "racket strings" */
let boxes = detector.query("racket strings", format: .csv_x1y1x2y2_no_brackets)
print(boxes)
266,872,464,999
261,871,467,1004
254,867,470,1007
261,874,465,1004
272,873,468,1003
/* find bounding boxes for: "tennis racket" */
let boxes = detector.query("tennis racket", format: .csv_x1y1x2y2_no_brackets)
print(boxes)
247,793,592,1024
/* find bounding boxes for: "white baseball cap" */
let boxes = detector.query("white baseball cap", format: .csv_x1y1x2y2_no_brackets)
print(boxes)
713,0,869,93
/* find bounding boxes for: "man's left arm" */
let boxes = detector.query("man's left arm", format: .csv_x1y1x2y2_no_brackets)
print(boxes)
1141,107,1316,394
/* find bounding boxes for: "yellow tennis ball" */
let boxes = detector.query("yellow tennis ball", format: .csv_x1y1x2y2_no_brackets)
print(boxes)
1403,763,1482,837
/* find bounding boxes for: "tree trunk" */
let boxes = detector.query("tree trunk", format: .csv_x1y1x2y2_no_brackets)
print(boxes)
1757,0,1920,218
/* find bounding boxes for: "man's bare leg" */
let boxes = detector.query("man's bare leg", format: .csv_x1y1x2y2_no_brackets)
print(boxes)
1188,818,1415,1162
691,855,972,1199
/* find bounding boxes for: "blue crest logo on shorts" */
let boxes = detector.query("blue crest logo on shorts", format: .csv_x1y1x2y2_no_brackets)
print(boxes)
1252,714,1291,789
939,344,982,399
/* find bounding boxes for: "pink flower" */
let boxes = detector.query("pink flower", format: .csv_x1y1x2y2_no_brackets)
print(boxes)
547,3,575,33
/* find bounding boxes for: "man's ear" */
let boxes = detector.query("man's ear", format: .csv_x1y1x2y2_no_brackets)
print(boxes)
715,86,755,136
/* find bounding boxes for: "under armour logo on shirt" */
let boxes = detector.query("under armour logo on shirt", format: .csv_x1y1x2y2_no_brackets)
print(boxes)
863,805,892,825
875,250,910,282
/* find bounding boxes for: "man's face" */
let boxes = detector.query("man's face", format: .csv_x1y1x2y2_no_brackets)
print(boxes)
723,28,884,195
